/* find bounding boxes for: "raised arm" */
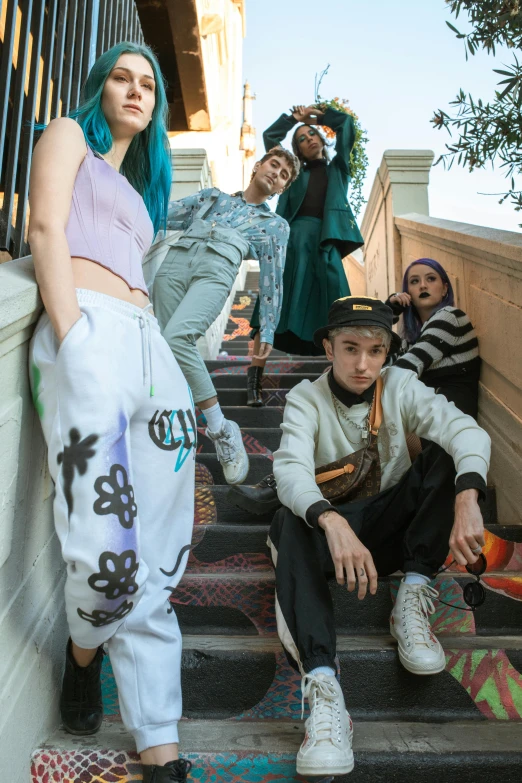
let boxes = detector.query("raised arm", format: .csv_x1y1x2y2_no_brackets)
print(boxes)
28,117,87,342
315,106,356,177
262,112,299,152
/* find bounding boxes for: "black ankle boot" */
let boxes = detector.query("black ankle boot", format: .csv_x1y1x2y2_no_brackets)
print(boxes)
60,639,104,735
142,759,193,782
227,473,281,515
247,365,264,407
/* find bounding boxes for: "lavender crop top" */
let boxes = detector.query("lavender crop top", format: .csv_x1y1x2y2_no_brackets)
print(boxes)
65,146,154,295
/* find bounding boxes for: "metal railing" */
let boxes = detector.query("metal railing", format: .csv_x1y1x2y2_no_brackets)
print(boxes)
0,0,144,260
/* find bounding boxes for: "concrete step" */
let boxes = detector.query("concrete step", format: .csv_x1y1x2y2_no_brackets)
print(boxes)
195,485,275,525
218,406,283,427
196,453,273,484
194,485,501,529
98,634,522,723
212,372,322,388
208,387,290,407
206,358,330,372
187,522,521,572
219,348,291,358
171,571,522,637
32,720,522,782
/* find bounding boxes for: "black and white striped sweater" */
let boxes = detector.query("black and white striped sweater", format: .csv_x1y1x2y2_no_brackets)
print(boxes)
390,305,481,418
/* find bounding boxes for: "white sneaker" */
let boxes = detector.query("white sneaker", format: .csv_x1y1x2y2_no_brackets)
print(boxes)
390,579,446,675
206,419,249,485
296,673,354,777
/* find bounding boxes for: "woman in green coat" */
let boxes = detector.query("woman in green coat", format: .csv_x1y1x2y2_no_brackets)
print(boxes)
247,103,364,406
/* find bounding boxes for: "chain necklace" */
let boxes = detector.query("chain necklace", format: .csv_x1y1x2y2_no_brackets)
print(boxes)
330,390,374,444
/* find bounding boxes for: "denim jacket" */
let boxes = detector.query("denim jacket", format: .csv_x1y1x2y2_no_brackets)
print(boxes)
167,188,290,344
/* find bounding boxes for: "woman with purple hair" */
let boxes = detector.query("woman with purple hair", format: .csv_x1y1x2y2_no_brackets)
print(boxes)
387,258,480,418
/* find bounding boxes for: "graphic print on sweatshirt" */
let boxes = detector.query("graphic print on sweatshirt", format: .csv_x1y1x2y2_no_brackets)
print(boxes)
57,427,99,517
148,407,197,472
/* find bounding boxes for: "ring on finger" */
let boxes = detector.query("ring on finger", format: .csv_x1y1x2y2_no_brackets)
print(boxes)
471,546,482,554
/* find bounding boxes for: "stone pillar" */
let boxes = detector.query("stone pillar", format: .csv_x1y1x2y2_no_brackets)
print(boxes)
169,148,212,200
240,81,256,188
361,150,434,299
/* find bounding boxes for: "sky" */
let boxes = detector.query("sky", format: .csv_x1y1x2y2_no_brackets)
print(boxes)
243,0,521,234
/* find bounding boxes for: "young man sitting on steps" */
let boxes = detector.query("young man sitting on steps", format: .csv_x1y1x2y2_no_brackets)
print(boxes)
152,148,299,485
264,296,490,777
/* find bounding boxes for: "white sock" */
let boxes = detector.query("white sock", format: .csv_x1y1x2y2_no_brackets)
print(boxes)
404,572,431,586
308,666,336,678
204,402,225,434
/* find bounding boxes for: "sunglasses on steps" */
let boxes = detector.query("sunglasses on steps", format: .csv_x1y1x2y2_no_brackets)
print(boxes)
434,553,487,612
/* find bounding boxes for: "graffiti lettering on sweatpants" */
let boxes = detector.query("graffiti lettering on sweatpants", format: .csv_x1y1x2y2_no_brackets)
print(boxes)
148,408,196,471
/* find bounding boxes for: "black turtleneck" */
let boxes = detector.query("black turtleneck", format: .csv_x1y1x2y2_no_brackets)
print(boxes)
297,158,328,219
327,369,375,408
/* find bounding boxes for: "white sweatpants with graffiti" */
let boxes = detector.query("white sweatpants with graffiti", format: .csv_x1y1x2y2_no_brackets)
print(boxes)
29,289,195,753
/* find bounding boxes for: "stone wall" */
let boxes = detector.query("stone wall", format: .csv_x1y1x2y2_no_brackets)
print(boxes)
343,248,366,296
0,257,67,783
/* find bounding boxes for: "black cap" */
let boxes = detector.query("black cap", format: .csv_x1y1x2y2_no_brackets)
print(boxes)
313,296,402,352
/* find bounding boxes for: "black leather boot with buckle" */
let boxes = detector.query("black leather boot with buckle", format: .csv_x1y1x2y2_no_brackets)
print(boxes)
246,365,264,407
60,639,104,735
142,759,193,782
227,473,282,515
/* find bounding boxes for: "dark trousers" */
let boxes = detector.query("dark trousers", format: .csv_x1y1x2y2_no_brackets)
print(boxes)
268,443,455,674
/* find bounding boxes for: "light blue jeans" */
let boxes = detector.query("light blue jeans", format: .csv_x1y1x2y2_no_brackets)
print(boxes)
153,240,240,403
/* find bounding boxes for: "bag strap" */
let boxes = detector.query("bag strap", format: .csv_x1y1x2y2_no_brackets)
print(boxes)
315,463,355,485
193,188,221,221
369,375,383,435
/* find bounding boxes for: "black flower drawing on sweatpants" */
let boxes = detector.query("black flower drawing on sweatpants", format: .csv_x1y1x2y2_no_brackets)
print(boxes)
77,600,133,628
57,428,99,516
88,550,139,600
93,464,137,528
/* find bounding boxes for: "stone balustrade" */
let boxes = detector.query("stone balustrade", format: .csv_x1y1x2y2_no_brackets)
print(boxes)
351,150,522,524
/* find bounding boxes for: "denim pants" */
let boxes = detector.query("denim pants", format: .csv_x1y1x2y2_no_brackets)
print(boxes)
30,289,195,752
153,240,240,404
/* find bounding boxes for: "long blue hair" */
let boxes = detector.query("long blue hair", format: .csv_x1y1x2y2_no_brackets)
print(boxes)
70,42,171,234
400,258,455,344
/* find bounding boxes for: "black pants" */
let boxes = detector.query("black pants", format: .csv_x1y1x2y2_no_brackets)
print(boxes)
268,443,455,674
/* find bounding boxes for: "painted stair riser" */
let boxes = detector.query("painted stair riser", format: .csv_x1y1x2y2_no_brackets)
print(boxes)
172,574,522,637
31,745,522,783
197,426,282,453
187,524,521,573
197,454,273,484
100,647,522,723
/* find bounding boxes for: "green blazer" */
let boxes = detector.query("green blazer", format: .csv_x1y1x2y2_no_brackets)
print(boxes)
263,107,364,258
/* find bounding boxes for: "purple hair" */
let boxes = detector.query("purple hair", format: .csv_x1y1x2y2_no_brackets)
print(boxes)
401,258,455,344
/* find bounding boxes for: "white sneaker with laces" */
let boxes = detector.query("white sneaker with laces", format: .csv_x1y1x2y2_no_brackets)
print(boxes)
206,419,249,485
390,579,446,675
296,673,354,777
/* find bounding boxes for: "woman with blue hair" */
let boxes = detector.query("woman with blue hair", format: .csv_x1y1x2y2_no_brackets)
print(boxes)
29,42,193,782
388,258,480,418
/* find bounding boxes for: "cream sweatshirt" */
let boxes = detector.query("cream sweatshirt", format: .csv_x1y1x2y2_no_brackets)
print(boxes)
273,367,491,522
